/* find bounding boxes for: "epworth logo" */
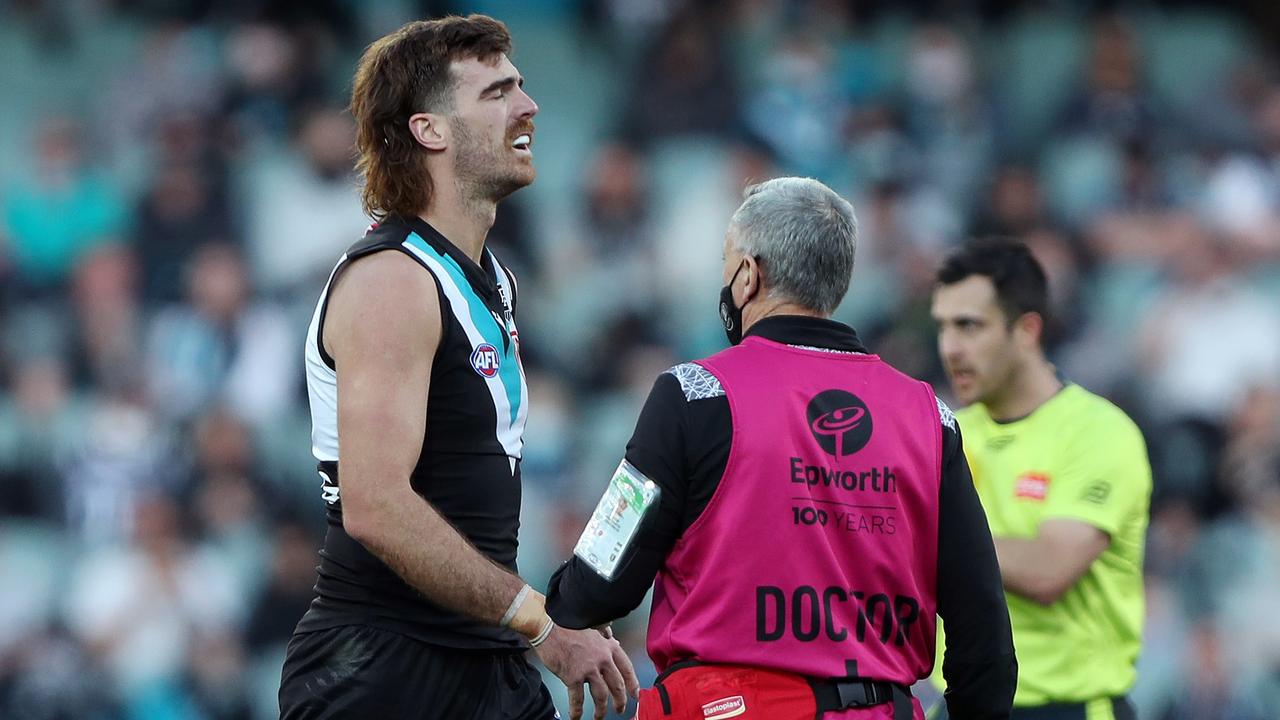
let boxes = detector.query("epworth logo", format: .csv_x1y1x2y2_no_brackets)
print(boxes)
470,343,501,378
806,389,874,457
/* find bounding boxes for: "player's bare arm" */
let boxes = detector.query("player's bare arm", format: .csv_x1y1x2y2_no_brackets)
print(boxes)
326,250,529,620
326,249,637,719
993,518,1110,605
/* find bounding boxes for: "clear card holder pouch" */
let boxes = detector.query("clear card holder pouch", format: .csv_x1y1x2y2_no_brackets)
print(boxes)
573,459,661,580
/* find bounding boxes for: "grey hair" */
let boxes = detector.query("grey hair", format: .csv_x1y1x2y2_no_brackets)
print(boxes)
728,177,858,315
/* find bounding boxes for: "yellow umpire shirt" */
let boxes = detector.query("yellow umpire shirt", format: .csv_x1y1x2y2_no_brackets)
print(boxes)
949,383,1151,709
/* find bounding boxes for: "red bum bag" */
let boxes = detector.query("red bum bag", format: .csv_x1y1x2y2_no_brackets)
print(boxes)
636,663,913,720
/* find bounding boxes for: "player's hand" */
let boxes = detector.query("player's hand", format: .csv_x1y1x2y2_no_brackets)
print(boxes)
534,624,639,720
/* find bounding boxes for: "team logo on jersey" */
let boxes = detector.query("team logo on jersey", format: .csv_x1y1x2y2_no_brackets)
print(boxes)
701,696,745,719
806,389,874,457
1015,472,1050,501
470,343,501,378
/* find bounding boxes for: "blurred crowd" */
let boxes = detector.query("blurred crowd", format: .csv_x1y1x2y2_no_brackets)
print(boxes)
1,1,1279,718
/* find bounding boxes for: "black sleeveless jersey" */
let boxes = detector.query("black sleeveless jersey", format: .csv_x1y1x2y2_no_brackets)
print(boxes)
297,215,529,649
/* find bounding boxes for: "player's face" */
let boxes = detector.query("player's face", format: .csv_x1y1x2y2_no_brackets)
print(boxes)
931,275,1020,406
446,55,538,201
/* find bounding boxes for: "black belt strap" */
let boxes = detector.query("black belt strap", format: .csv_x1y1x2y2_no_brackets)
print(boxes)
810,678,913,720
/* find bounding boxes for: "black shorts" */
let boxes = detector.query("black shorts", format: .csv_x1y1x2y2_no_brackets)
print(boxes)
279,625,560,720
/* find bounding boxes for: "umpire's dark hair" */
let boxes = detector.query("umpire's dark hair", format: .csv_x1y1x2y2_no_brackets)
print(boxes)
936,237,1049,327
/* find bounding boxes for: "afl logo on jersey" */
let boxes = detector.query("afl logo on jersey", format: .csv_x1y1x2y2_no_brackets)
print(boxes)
470,343,501,378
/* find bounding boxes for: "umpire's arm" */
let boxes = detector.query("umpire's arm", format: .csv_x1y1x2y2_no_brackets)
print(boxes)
937,421,1017,719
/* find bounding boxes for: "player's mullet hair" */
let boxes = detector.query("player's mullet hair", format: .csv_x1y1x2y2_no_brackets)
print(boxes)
350,15,512,221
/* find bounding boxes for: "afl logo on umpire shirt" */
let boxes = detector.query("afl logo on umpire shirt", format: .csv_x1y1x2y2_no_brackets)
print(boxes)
470,343,501,378
806,389,874,457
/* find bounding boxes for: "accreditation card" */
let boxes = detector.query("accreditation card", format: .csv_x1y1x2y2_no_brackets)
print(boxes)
574,459,660,580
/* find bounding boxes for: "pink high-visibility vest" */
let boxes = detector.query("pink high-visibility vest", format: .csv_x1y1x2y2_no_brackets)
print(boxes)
647,336,943,687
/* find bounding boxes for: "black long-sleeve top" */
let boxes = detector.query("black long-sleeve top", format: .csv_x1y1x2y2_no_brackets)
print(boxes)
546,315,1016,719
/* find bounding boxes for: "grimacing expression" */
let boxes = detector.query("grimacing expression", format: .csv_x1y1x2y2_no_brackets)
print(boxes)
931,275,1020,406
447,55,538,201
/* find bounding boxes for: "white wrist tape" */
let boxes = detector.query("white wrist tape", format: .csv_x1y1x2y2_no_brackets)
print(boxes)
529,617,554,648
500,584,532,627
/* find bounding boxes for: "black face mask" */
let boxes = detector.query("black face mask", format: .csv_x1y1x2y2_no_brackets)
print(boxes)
718,261,747,346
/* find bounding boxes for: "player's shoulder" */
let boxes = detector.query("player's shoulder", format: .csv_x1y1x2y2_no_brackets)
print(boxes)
330,221,437,308
334,218,441,297
331,250,438,318
344,217,413,258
